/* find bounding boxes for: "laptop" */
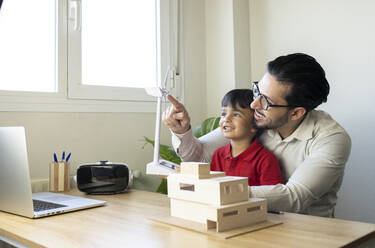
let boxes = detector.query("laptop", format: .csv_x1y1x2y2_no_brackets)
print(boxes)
0,126,106,218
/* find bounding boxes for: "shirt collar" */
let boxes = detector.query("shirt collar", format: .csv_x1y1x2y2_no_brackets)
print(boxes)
222,138,260,161
288,111,314,141
223,143,232,160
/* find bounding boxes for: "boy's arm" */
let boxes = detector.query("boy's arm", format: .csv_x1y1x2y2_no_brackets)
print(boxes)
258,154,284,185
210,148,225,172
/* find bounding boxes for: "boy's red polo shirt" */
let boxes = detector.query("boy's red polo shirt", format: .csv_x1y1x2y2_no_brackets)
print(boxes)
210,137,284,186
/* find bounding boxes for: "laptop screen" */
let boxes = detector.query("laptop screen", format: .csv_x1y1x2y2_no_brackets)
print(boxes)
0,127,35,217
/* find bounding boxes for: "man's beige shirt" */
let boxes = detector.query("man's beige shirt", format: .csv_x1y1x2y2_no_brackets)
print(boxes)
172,110,351,217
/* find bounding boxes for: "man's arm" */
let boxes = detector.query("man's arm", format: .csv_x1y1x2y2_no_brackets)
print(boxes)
162,95,191,134
171,127,228,162
250,131,351,216
163,94,229,162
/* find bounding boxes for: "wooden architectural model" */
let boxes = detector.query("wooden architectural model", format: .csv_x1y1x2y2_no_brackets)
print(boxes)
167,162,267,232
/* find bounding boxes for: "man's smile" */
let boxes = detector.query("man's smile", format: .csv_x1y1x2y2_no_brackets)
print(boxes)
254,110,265,120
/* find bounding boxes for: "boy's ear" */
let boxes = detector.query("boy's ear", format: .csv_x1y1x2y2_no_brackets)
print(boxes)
289,107,306,121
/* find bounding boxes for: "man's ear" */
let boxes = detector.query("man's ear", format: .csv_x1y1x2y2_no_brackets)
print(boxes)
289,107,306,121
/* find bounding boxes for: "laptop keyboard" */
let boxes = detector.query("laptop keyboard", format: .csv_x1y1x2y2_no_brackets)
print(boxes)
33,199,67,212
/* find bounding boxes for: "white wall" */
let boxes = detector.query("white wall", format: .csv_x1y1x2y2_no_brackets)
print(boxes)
181,0,207,129
205,0,236,117
0,0,208,193
205,0,252,118
249,0,375,223
0,112,163,190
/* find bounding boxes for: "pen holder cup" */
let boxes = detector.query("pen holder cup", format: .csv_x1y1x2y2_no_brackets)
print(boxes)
49,162,70,192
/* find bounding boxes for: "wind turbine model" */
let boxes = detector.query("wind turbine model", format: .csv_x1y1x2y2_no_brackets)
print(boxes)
145,67,180,175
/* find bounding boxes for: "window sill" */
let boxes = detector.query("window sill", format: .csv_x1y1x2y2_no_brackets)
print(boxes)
0,94,159,113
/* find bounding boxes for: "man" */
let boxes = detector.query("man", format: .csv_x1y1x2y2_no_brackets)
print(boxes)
162,53,351,217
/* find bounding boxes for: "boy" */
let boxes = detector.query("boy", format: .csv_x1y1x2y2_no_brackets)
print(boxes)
210,89,284,186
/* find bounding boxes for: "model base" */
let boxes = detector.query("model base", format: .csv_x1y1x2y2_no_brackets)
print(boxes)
146,160,180,175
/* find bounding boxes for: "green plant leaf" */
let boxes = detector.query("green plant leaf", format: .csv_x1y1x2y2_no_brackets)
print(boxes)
143,136,181,195
193,117,220,138
156,178,168,194
143,136,172,150
143,136,181,164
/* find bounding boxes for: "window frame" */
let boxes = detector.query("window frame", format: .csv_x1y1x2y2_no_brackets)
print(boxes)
0,0,184,113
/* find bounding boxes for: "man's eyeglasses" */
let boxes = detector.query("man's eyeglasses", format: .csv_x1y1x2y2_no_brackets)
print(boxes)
252,82,296,111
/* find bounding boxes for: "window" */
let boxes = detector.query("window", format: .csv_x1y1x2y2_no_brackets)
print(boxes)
0,0,56,93
0,0,183,112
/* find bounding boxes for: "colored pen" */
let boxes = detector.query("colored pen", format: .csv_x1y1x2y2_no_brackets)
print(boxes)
62,151,65,161
65,152,71,162
53,153,58,163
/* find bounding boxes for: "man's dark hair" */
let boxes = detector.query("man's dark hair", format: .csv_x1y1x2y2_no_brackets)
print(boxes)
0,0,3,10
267,53,330,112
222,89,253,109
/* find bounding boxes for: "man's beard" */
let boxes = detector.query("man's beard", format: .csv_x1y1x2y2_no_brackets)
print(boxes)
252,111,289,131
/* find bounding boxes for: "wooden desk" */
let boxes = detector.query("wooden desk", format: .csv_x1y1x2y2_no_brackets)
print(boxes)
0,190,374,248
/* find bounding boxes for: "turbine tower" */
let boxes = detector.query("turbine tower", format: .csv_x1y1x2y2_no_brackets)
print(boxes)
145,67,180,175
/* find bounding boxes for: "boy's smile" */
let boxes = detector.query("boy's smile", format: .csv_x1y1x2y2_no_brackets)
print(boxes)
222,124,234,132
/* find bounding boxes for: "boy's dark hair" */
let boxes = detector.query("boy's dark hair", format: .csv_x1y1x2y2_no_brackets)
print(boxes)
267,53,330,112
222,89,262,138
221,89,253,109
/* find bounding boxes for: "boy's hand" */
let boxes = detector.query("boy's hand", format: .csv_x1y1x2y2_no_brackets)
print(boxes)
162,95,191,134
